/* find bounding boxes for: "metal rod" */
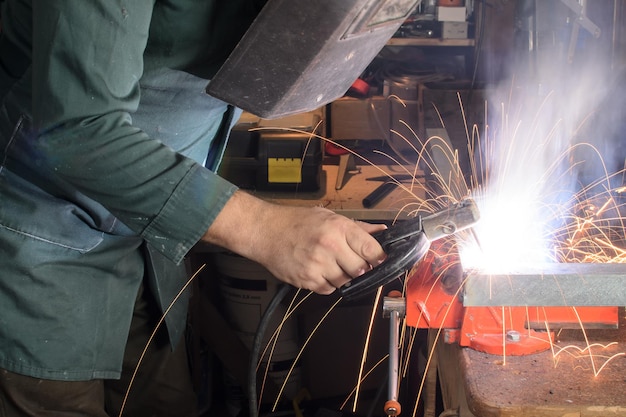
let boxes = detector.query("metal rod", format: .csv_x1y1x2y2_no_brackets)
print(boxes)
383,294,405,416
388,310,400,402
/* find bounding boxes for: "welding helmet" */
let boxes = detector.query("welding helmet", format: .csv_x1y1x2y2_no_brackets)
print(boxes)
206,0,421,119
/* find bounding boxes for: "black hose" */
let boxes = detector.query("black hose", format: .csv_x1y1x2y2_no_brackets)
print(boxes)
366,371,389,417
248,283,291,417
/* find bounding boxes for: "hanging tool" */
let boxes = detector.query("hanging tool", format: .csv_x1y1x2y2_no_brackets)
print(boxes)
340,198,481,301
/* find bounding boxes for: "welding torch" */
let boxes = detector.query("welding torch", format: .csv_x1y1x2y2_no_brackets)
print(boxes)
340,198,481,301
249,199,479,417
341,198,480,417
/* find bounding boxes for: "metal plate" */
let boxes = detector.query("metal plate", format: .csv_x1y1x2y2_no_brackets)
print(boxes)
463,263,626,306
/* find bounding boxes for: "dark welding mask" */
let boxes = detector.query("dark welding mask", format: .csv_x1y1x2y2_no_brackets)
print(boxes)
206,0,421,119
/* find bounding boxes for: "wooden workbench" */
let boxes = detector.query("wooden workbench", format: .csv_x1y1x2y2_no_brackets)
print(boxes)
431,308,626,417
253,163,426,221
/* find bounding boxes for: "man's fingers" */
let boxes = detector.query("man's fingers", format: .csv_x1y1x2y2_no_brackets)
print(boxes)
346,222,387,268
355,220,388,235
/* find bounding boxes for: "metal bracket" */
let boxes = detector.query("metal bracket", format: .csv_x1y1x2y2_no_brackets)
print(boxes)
560,0,601,63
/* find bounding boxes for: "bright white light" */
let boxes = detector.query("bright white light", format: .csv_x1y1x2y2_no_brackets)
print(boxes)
457,70,608,270
461,190,555,270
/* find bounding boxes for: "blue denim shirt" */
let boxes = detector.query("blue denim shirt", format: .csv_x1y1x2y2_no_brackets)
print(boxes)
0,0,251,380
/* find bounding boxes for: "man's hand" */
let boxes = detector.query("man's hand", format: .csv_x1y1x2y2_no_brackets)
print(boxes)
202,190,387,294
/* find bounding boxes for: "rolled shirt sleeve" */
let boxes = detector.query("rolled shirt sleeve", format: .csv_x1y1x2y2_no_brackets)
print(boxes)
26,1,235,264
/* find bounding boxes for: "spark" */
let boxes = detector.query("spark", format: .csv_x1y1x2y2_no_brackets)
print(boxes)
353,286,383,413
249,64,626,412
456,73,625,268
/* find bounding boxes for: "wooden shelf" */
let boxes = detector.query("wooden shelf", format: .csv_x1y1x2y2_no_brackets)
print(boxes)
252,164,424,221
386,37,475,47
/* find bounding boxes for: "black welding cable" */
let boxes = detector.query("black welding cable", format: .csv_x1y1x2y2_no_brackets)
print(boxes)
248,283,291,417
366,371,388,417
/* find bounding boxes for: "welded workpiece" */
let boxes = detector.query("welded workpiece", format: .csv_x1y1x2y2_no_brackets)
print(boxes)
463,263,626,307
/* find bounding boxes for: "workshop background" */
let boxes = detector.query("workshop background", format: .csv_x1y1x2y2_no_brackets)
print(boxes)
189,1,626,417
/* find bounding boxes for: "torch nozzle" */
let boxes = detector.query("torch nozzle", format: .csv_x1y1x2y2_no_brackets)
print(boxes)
421,198,481,242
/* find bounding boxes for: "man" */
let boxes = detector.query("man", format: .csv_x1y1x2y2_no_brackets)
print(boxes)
0,1,386,416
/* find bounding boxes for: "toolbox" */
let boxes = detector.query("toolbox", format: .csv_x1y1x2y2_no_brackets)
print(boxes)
219,111,323,192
